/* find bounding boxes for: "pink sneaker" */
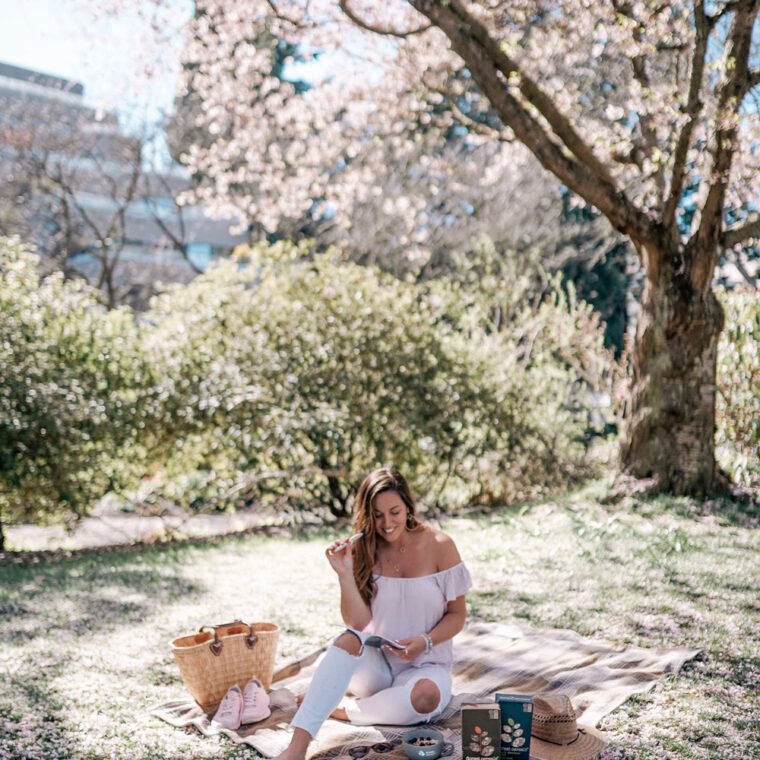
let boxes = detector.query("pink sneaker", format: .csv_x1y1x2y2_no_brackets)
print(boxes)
241,677,271,724
212,685,243,730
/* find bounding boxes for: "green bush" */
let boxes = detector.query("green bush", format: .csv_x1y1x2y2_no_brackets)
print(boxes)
1,237,616,535
140,241,601,514
716,286,760,489
448,237,621,414
0,239,152,542
441,243,622,505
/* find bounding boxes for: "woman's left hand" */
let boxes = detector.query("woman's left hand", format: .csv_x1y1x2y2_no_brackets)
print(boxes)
390,636,426,660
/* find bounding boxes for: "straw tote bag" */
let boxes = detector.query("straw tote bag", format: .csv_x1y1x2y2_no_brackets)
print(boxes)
171,620,279,714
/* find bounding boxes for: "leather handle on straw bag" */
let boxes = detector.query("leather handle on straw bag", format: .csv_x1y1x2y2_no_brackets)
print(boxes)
199,620,259,656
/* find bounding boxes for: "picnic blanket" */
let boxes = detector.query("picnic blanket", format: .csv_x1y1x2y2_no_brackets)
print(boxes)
151,620,698,759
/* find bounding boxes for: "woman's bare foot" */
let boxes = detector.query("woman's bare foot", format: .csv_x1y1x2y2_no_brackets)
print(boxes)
272,728,311,760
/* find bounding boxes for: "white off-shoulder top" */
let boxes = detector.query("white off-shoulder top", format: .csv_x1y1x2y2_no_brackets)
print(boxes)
364,562,472,675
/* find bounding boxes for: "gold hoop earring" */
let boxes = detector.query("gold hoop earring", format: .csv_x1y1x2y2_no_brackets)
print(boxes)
406,511,414,529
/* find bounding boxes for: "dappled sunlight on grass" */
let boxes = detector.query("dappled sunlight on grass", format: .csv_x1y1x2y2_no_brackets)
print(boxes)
1,492,758,759
442,494,760,760
0,534,345,760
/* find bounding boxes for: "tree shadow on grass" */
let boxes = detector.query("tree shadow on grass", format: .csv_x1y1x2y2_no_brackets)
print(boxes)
0,659,81,760
640,493,760,529
466,589,548,623
0,551,205,645
0,654,199,760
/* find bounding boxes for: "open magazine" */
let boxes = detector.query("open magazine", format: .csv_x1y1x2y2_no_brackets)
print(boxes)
342,626,406,651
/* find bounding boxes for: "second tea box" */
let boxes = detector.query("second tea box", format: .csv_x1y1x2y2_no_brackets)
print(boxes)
494,693,533,760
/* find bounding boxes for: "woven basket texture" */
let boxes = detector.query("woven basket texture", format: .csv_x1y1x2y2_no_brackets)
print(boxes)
171,622,279,714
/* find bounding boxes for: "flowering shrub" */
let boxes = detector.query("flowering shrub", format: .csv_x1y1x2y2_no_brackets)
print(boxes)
716,286,760,490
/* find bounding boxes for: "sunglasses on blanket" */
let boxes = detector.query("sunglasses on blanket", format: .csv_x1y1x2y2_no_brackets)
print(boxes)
347,739,401,757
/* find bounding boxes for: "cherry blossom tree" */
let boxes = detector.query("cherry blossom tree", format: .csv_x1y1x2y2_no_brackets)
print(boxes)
177,0,760,495
171,11,562,271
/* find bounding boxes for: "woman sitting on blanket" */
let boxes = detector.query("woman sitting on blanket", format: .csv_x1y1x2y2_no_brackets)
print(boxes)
275,466,472,760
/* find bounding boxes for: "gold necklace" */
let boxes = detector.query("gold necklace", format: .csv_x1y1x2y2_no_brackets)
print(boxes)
389,543,407,575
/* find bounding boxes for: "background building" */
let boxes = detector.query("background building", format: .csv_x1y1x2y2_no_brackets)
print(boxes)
0,61,246,308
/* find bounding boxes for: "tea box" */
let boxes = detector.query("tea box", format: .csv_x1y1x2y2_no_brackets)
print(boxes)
494,693,533,760
461,702,501,760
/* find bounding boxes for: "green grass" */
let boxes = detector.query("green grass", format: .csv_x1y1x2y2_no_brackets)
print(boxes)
1,486,758,760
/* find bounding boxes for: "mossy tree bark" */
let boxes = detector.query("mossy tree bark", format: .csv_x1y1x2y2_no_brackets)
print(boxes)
619,240,725,493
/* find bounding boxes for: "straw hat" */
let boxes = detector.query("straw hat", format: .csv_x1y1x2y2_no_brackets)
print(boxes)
529,694,607,760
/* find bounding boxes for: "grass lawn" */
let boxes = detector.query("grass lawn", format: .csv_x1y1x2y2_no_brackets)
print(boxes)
1,484,758,760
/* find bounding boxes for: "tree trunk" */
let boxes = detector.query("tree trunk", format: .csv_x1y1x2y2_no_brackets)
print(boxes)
619,242,724,495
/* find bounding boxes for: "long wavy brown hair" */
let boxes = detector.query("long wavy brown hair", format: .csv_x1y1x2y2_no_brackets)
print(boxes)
351,467,420,606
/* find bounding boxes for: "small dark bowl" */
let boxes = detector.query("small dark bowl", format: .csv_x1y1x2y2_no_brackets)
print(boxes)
402,729,452,760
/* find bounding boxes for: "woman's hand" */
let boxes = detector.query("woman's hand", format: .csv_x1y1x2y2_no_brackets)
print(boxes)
389,636,426,661
325,539,354,577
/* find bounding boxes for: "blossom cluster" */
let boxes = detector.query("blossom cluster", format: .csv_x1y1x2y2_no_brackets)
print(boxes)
176,0,760,244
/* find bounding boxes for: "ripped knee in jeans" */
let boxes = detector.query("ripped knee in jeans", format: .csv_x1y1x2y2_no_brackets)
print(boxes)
333,630,363,657
410,679,440,715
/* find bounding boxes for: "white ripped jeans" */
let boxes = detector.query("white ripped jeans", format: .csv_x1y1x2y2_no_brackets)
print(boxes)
291,631,452,739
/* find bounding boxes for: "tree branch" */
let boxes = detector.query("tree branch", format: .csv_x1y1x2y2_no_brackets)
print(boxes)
695,3,759,288
663,0,710,232
54,171,108,251
722,215,760,248
655,41,689,52
263,0,310,28
338,0,431,38
432,0,617,188
707,0,745,23
740,67,760,98
408,0,656,248
423,79,514,142
142,174,203,274
54,143,142,307
731,250,759,287
611,0,669,203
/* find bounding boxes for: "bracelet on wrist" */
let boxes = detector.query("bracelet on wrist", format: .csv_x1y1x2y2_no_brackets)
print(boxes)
421,633,433,654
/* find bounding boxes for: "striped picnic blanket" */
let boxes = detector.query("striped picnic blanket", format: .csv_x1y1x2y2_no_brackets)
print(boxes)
151,620,698,759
